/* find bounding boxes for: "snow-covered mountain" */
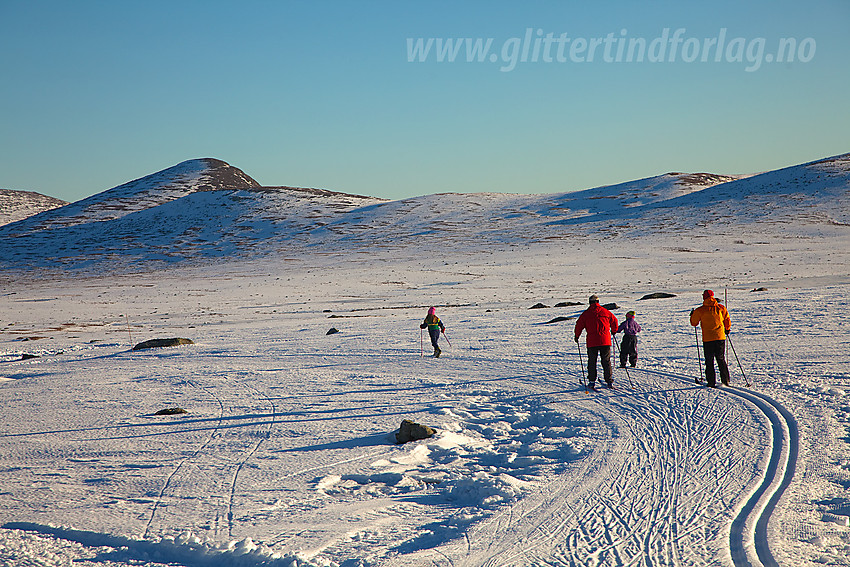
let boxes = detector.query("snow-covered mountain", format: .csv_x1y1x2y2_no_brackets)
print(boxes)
1,153,850,567
1,153,848,273
0,189,67,226
0,158,383,270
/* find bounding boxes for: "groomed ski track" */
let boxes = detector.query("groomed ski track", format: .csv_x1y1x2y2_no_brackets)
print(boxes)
410,359,796,567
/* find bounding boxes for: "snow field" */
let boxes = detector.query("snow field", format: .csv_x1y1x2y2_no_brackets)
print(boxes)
1,245,849,566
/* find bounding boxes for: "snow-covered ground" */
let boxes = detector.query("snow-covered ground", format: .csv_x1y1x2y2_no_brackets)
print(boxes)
1,154,849,566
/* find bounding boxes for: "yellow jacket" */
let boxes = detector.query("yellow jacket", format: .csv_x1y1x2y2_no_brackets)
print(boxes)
690,297,731,342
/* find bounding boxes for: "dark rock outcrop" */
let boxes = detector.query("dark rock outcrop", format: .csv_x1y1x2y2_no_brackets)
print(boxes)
154,408,188,416
133,338,194,350
542,316,572,324
639,292,677,300
396,419,436,444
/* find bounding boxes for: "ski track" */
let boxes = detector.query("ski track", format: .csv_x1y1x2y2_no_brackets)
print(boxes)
142,379,226,540
141,375,282,542
413,356,788,567
226,384,278,538
635,367,798,567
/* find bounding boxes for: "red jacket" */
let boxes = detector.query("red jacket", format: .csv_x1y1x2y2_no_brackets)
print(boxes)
575,303,618,347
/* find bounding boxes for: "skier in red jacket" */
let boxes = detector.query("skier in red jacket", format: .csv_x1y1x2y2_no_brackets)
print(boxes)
575,295,619,389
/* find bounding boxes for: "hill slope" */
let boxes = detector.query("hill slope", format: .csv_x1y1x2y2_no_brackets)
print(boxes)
1,153,848,273
0,158,383,270
0,189,67,226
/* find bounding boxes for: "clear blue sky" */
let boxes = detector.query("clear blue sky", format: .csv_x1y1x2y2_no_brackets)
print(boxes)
1,0,848,202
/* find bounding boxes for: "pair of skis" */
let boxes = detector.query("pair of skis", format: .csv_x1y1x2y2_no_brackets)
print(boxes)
577,338,634,393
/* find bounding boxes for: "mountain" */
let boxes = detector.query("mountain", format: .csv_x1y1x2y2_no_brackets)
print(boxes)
0,158,383,270
0,189,68,226
1,153,848,273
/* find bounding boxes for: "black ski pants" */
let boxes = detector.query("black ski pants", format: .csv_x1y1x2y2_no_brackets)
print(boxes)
587,345,613,385
619,334,638,367
428,327,441,350
703,339,730,387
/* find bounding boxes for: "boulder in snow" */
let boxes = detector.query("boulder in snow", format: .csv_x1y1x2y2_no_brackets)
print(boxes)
822,513,850,527
133,338,194,350
396,419,436,444
542,316,572,324
154,408,188,416
639,292,677,300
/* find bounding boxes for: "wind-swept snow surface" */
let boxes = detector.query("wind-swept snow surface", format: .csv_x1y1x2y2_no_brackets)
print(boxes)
2,249,849,566
1,153,849,566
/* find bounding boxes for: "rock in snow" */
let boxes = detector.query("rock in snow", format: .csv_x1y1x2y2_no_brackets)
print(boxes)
396,419,436,444
639,292,677,300
133,338,194,350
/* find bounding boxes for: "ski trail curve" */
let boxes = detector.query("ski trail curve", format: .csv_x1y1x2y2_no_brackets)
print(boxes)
411,363,774,567
727,387,798,567
637,367,799,567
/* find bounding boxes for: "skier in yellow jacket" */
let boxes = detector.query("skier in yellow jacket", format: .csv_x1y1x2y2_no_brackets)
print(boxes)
690,290,731,387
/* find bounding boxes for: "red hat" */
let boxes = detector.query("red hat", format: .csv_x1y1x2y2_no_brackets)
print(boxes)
703,290,714,299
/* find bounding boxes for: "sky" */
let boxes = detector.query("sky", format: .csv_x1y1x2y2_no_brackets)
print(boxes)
1,0,848,202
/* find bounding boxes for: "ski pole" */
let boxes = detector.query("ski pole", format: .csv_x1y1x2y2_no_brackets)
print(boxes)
723,287,749,386
612,334,635,389
694,323,704,384
441,329,452,348
726,334,751,387
420,328,424,357
576,338,587,391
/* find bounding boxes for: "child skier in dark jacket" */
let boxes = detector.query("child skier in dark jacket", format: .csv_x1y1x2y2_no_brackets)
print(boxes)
615,310,641,367
420,307,445,357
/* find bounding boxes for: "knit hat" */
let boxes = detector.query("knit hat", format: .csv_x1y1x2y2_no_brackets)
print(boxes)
589,294,599,304
703,290,714,300
627,310,635,317
428,307,436,316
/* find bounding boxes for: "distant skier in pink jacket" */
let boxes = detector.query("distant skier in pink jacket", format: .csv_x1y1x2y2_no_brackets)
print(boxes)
420,307,445,358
